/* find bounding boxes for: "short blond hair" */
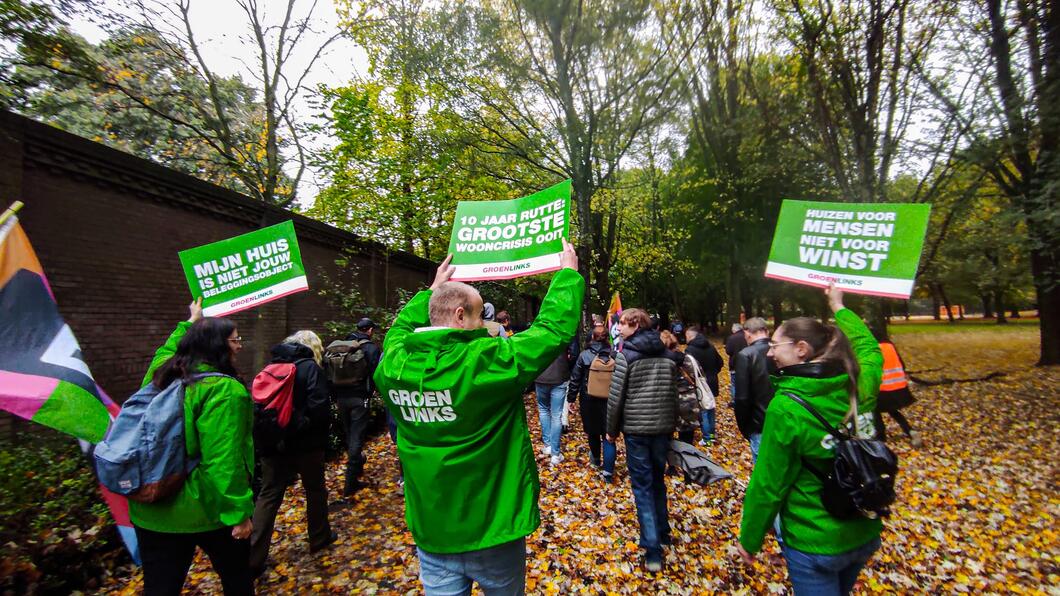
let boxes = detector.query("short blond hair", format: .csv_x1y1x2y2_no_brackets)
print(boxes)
620,308,651,331
284,330,323,366
659,330,679,350
429,282,480,326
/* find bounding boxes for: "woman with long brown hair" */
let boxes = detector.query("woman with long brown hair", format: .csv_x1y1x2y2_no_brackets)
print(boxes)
737,285,884,595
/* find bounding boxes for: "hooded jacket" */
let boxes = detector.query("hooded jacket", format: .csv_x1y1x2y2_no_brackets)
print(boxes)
685,334,724,396
129,322,254,533
256,342,330,456
605,329,683,437
373,268,584,553
740,308,883,556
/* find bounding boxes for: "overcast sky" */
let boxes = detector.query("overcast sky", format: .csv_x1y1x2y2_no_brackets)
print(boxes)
67,0,370,206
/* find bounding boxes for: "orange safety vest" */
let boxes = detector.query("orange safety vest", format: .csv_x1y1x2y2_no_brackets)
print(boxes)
879,342,908,391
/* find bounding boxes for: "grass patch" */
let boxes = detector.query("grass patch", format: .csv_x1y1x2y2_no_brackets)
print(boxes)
889,319,1039,334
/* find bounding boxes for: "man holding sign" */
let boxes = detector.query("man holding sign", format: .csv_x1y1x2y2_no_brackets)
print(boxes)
374,240,582,594
447,180,571,281
765,200,931,299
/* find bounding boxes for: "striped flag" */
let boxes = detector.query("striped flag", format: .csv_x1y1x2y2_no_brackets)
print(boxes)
0,209,139,563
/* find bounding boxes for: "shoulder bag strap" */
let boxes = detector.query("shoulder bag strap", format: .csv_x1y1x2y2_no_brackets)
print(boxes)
783,392,847,440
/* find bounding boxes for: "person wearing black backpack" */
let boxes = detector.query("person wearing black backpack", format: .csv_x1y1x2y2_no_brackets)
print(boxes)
332,318,382,497
249,330,335,579
737,285,885,596
566,324,617,482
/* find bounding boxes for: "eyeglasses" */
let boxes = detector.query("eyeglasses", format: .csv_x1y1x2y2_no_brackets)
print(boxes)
768,340,795,349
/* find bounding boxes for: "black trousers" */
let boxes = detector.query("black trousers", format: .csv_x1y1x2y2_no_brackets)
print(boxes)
249,450,331,572
873,410,913,441
338,397,370,493
135,525,253,596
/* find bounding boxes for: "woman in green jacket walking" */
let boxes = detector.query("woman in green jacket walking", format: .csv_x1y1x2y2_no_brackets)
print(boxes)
738,285,883,596
132,298,255,595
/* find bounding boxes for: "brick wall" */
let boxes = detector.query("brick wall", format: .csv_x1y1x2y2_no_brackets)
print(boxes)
0,111,434,435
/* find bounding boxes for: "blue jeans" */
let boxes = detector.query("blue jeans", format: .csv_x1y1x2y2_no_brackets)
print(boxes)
749,432,762,463
417,537,526,595
782,537,880,596
700,409,716,442
624,434,671,560
602,438,617,477
535,382,567,454
729,370,736,399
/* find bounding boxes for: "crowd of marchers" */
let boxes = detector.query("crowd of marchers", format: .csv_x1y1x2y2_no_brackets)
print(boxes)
118,239,919,596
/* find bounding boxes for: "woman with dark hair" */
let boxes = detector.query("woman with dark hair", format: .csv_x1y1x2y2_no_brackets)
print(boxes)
132,298,255,595
566,324,617,481
738,286,883,596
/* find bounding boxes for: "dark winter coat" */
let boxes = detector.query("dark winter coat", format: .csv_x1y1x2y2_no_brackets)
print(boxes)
536,349,573,385
606,329,684,437
732,338,775,439
685,334,724,396
332,331,382,402
258,342,331,456
724,332,748,368
567,341,613,436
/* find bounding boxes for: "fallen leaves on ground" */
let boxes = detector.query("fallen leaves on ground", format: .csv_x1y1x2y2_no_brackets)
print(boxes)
101,325,1058,594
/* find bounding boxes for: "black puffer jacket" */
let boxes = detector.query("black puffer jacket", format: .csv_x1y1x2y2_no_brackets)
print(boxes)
732,338,775,439
257,342,331,456
685,334,724,396
606,330,683,437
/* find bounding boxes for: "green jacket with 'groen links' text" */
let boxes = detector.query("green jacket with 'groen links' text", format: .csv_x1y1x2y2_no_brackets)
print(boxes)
374,268,584,553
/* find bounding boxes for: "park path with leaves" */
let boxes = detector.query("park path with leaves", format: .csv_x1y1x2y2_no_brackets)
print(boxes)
103,325,1058,594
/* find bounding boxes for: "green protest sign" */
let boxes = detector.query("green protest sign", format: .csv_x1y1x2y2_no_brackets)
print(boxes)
447,180,571,281
765,200,931,298
178,220,308,316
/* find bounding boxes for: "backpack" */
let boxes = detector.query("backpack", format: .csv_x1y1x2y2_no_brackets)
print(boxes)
586,353,615,398
94,373,230,503
666,440,733,486
251,361,306,451
325,339,369,387
785,393,899,520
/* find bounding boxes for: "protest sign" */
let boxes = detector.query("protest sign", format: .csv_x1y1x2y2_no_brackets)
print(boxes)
447,180,571,281
765,200,931,298
178,220,308,316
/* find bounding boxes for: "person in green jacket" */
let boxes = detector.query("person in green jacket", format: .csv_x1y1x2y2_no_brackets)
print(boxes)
374,240,583,595
132,298,255,596
738,285,883,596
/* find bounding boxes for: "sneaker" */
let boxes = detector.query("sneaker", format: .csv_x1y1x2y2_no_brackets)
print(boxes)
542,445,552,457
550,454,563,466
909,430,924,448
698,439,706,447
645,555,663,573
601,472,614,484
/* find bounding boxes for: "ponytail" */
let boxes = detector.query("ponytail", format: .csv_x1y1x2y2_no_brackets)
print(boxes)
778,317,861,426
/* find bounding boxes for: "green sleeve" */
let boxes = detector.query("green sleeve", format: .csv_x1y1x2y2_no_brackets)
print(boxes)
194,380,254,526
141,321,191,387
834,308,883,412
739,400,800,553
508,269,585,388
383,290,432,353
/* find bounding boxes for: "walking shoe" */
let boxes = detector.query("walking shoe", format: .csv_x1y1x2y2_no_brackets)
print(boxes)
645,554,663,573
698,439,706,447
909,430,924,448
310,531,338,554
542,445,552,457
550,454,563,466
601,471,614,484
